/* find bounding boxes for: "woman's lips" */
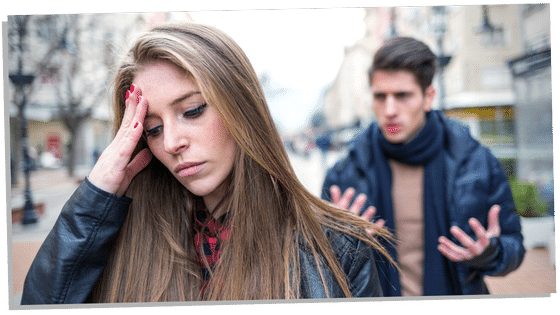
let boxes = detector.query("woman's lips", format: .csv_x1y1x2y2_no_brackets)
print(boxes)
174,162,204,177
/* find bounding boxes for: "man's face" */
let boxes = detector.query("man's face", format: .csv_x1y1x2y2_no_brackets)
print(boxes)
371,70,435,144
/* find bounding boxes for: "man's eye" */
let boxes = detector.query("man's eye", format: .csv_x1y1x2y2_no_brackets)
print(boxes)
183,103,207,119
144,126,163,138
395,93,410,99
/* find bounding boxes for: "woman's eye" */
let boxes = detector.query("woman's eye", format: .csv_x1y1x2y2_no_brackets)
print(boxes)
144,126,163,138
183,103,207,119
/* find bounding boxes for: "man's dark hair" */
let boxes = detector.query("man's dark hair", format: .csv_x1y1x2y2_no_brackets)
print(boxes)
368,37,438,93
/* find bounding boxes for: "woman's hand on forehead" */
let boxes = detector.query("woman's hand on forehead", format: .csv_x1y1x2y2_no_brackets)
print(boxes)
88,84,153,196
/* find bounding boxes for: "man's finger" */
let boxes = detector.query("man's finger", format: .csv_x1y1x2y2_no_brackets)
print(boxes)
330,185,341,204
469,217,489,249
338,187,355,210
364,218,386,236
487,205,501,237
360,205,375,221
452,225,486,257
438,236,462,251
449,225,478,248
438,236,471,261
438,243,466,262
349,193,367,216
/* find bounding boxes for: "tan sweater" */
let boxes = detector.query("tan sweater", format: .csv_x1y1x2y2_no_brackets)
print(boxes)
388,159,425,296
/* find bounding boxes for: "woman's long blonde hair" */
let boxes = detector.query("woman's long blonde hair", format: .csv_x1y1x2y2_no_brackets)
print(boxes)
92,22,392,302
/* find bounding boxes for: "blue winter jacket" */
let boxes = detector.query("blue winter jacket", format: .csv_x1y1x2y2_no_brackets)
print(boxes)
322,111,525,295
21,178,383,304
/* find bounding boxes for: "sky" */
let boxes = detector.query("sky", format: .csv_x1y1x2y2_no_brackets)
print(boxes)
185,8,367,133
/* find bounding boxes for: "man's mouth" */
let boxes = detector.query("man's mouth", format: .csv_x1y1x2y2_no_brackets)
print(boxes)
385,124,401,134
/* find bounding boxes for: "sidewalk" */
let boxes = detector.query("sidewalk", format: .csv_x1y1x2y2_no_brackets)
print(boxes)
486,246,556,295
10,167,88,239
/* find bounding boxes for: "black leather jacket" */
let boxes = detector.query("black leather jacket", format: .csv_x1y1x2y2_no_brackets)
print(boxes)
21,178,383,304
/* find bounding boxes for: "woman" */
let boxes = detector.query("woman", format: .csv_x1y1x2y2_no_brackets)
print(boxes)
21,22,393,304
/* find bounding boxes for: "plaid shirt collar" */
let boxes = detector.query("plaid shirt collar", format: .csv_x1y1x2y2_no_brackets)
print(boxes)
194,209,230,296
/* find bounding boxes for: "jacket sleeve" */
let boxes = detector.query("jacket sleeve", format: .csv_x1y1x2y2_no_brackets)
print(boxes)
457,149,525,281
298,230,383,298
21,178,131,304
338,237,384,297
479,152,525,277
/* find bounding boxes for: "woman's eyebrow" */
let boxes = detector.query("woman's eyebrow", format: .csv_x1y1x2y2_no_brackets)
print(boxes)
170,91,202,106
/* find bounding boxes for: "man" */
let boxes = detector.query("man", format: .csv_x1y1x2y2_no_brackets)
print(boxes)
321,37,525,296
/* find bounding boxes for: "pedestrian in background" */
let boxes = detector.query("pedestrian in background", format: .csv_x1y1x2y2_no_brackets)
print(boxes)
322,37,525,296
21,22,393,304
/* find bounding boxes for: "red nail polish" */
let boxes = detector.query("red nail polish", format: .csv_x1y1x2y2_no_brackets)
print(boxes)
130,84,135,93
134,122,138,128
136,95,140,105
126,90,130,99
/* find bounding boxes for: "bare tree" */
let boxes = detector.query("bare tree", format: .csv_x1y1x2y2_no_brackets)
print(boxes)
8,15,69,185
55,14,140,177
9,14,116,178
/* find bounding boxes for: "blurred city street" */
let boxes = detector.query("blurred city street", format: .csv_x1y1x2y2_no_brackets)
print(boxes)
8,151,556,307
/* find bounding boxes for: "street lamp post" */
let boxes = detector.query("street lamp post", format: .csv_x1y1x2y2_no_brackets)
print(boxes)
10,16,38,225
10,73,38,225
388,7,398,38
431,6,452,110
476,5,504,46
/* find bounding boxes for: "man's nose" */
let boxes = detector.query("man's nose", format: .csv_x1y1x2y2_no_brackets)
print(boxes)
385,96,398,117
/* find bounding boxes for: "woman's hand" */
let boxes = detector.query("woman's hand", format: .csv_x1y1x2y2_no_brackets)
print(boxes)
88,84,152,196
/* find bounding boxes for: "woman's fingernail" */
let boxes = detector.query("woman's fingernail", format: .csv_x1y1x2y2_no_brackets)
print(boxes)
134,122,139,129
130,84,135,93
136,95,140,105
126,90,130,99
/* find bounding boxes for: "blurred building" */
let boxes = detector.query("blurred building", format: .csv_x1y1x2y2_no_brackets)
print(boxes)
507,4,552,192
431,5,524,175
8,12,194,180
322,4,552,198
322,8,385,129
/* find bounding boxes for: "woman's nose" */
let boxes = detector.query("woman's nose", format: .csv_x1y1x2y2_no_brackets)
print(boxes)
163,125,189,154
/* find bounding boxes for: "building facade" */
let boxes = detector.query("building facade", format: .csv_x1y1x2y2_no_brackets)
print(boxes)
506,4,552,200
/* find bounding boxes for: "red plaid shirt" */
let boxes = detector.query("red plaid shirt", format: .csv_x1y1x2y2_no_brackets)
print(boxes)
194,209,230,296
